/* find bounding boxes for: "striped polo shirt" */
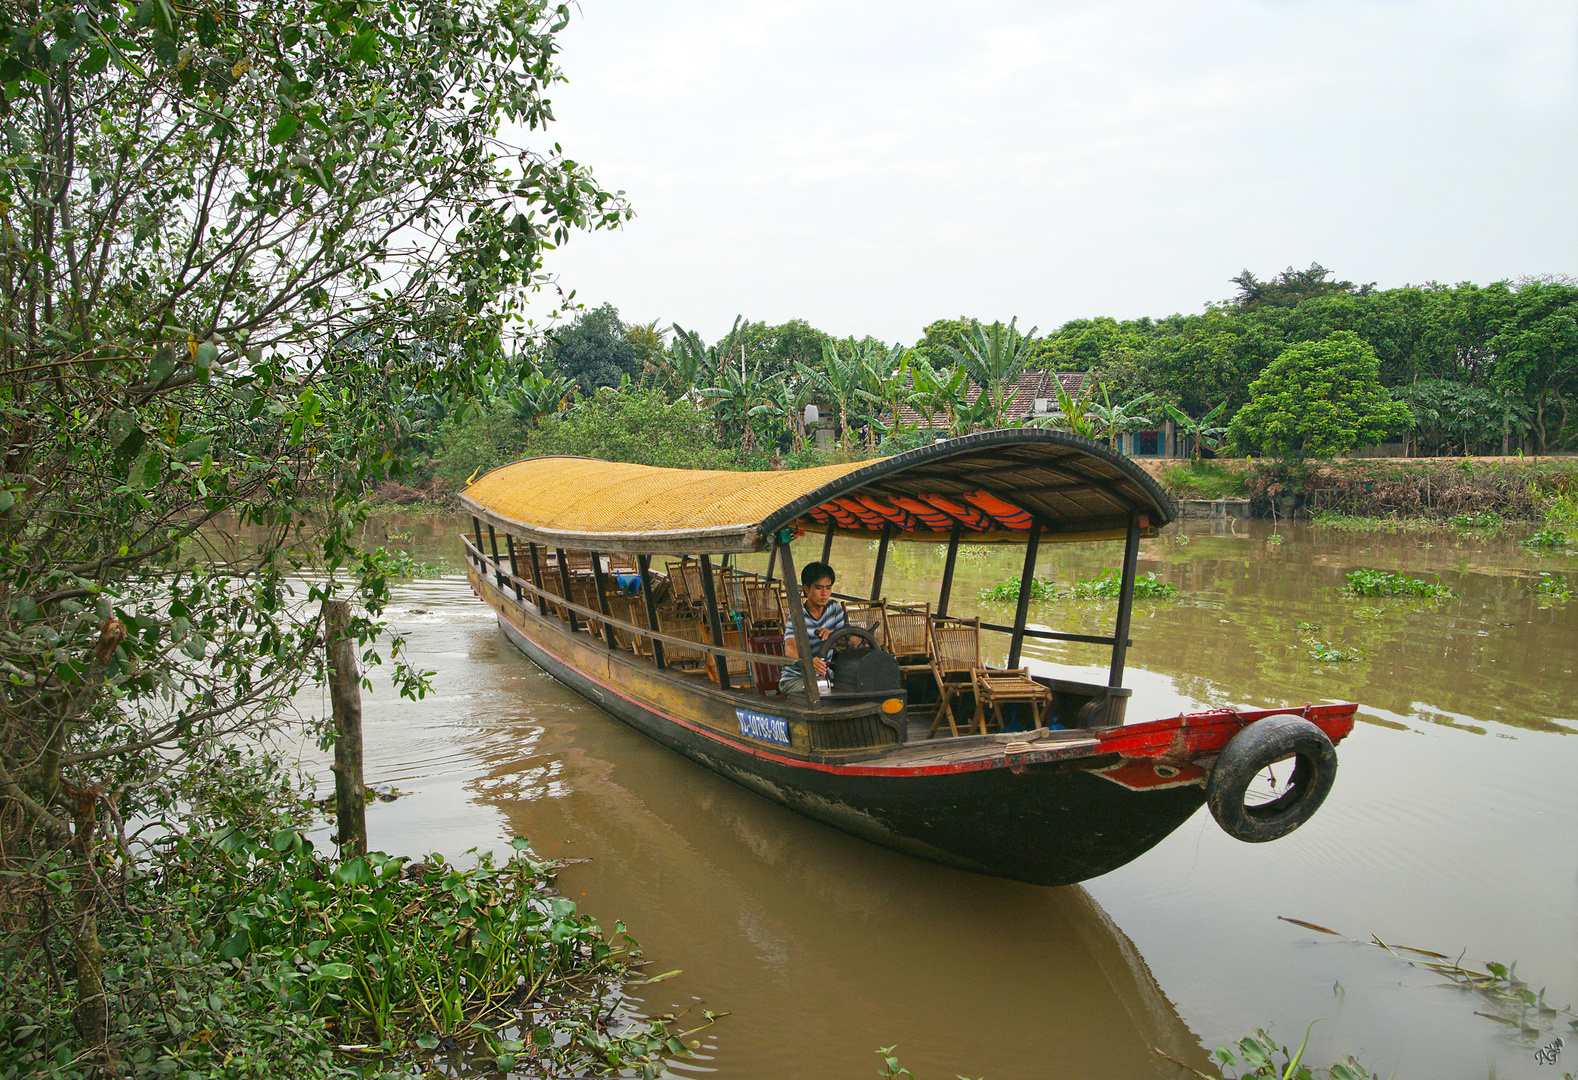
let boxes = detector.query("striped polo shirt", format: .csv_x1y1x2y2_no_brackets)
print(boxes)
780,599,847,682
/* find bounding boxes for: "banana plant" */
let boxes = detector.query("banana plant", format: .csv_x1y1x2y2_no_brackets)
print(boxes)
906,357,969,436
702,362,781,455
1163,401,1229,460
1089,387,1157,448
505,363,577,427
945,318,1040,430
795,340,872,449
1024,377,1102,439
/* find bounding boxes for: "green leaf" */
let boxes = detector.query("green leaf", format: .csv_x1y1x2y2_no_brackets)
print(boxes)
333,857,371,886
313,962,354,980
0,491,13,513
269,112,299,145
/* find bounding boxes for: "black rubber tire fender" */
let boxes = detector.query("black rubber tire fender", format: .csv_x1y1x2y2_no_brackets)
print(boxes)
1206,714,1338,843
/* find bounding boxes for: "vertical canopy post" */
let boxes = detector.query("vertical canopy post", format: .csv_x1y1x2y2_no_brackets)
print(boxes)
870,521,893,601
555,548,580,634
775,536,820,705
1109,514,1141,688
589,551,618,650
1007,523,1041,669
698,553,731,691
765,545,778,583
487,526,507,590
637,554,666,669
820,521,835,566
527,542,548,616
471,516,484,567
936,522,962,617
505,535,524,603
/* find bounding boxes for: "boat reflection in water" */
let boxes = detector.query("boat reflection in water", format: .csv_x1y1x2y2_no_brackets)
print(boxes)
460,431,1356,887
462,693,1215,1079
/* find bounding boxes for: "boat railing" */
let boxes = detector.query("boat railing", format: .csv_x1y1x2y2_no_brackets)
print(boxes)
827,591,1129,651
462,534,799,685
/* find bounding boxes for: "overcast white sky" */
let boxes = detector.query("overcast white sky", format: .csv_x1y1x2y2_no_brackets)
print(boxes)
526,0,1578,344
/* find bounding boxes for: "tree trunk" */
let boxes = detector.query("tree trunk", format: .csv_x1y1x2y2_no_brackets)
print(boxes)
324,600,366,856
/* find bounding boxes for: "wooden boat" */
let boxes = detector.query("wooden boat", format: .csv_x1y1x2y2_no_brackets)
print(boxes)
460,430,1355,886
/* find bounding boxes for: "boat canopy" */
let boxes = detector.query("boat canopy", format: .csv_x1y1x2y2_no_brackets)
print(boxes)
459,430,1177,556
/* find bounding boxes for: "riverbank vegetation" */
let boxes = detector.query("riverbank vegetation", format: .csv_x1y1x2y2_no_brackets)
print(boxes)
0,0,654,1070
375,263,1578,502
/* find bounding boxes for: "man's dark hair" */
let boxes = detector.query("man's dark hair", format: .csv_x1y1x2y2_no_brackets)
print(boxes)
801,561,835,587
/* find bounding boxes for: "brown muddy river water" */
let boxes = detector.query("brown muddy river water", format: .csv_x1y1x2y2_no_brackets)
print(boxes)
284,514,1578,1079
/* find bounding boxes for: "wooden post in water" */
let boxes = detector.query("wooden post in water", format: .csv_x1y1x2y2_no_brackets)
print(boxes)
323,599,366,857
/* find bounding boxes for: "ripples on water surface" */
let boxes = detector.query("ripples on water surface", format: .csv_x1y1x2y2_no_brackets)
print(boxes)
284,514,1577,1079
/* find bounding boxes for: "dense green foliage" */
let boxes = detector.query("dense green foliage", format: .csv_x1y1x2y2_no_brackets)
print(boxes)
1227,332,1412,460
410,263,1578,480
1,830,679,1079
523,388,737,469
0,0,627,1058
550,303,643,393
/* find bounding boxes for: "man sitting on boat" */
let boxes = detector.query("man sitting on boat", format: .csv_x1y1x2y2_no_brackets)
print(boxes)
778,562,847,696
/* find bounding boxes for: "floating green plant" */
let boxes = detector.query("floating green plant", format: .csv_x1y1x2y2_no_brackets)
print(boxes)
1343,569,1454,599
1070,569,1178,600
977,576,1058,602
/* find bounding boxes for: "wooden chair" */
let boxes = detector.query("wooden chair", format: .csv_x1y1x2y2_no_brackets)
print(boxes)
657,612,708,669
607,552,638,576
884,603,933,675
929,617,985,738
606,596,651,655
974,663,1054,733
665,561,694,607
745,581,786,633
703,624,753,686
841,602,888,648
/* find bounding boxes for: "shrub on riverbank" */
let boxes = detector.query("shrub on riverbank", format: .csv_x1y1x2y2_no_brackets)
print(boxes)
0,830,680,1079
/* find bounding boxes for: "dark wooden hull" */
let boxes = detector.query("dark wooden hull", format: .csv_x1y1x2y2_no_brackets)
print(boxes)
472,565,1356,886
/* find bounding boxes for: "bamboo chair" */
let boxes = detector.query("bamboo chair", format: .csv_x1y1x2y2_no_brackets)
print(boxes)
929,617,986,738
745,581,786,633
840,602,888,649
607,552,638,576
664,561,692,607
657,612,708,669
570,577,603,635
884,603,933,676
974,662,1054,733
606,596,650,655
703,624,753,687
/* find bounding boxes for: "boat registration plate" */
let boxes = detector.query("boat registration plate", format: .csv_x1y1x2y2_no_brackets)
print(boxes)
735,708,791,746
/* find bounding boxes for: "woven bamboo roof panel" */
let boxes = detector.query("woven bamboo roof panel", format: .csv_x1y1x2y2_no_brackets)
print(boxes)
460,430,1177,555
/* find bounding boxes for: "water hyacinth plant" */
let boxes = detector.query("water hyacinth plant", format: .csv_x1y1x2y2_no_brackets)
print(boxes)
1070,569,1179,600
977,576,1058,602
1342,569,1454,600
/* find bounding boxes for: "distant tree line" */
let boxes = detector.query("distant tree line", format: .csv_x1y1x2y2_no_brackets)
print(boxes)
413,265,1577,483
